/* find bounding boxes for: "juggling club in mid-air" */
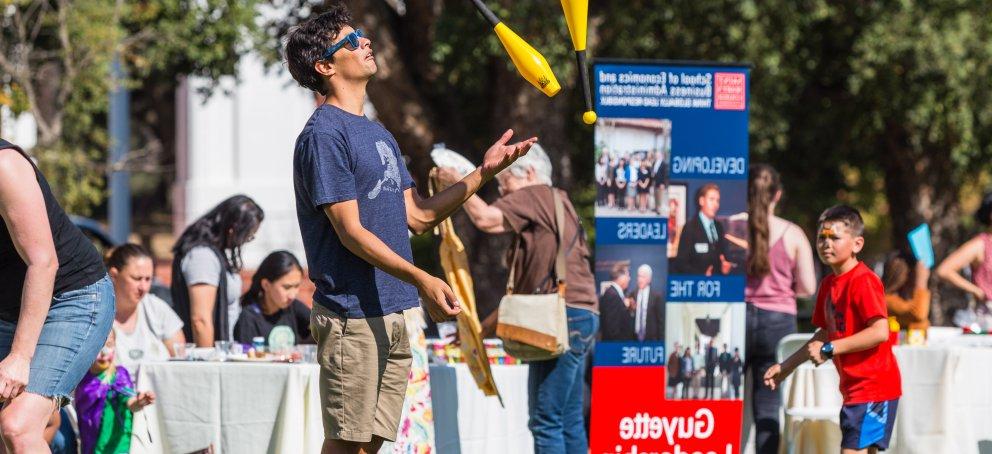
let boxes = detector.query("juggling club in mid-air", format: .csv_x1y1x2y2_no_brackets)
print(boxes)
468,0,561,97
560,0,596,124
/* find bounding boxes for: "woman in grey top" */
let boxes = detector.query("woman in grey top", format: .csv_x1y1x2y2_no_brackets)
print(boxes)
170,195,263,346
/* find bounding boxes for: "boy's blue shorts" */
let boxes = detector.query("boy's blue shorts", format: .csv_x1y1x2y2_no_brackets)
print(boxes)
840,398,899,450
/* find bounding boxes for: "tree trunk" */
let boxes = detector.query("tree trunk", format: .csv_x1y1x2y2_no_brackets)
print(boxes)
32,61,65,147
346,0,441,185
880,127,965,326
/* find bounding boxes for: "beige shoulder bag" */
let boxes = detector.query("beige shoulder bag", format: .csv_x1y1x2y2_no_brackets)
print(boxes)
496,189,570,361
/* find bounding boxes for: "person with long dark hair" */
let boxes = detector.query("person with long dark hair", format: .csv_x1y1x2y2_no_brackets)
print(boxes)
0,139,113,453
108,244,185,370
233,251,312,345
171,195,264,346
883,251,930,331
744,164,816,454
937,191,992,304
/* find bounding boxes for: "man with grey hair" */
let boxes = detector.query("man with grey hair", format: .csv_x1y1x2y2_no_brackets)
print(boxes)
498,142,554,186
436,144,599,453
627,263,665,341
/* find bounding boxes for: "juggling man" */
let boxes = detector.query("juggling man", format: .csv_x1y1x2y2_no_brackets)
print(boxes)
284,5,536,453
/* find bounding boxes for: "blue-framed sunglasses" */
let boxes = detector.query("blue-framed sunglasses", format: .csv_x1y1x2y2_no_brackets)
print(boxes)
319,29,365,61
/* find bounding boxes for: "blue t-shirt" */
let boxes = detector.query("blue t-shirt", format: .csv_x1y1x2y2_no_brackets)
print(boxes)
293,105,419,318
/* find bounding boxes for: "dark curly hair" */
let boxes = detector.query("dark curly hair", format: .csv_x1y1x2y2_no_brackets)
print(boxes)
284,4,353,96
173,194,264,272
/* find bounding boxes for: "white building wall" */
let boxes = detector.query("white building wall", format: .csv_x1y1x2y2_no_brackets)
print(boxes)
594,120,666,156
179,54,317,268
0,107,38,150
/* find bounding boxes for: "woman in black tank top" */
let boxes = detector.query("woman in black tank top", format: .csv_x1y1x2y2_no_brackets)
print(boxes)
0,139,114,451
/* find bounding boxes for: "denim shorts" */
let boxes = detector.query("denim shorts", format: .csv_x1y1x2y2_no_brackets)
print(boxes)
0,275,115,405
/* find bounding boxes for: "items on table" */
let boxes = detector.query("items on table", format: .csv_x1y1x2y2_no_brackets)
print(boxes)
427,339,521,365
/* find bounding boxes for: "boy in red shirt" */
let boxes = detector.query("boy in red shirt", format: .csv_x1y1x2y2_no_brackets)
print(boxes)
765,205,902,453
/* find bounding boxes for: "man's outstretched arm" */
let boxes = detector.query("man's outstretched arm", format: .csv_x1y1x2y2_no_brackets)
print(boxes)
324,200,460,321
405,129,535,234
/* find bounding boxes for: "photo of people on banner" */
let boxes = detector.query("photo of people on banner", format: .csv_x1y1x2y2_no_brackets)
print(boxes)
595,118,670,218
668,179,748,276
665,303,745,401
594,245,666,342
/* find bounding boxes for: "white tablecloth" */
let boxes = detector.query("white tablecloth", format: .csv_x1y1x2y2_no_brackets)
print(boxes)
891,345,992,453
784,345,992,454
130,361,323,454
429,363,531,454
130,361,530,454
781,363,841,453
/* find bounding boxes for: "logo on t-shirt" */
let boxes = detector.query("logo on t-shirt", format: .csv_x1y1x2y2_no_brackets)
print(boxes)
825,294,846,334
368,140,402,200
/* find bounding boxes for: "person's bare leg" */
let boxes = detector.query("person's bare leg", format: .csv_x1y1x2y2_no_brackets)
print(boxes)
42,408,59,446
841,448,868,454
0,392,58,454
322,436,385,454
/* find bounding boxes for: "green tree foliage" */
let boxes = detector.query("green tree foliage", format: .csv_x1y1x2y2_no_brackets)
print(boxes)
0,0,260,214
260,1,992,319
597,0,992,320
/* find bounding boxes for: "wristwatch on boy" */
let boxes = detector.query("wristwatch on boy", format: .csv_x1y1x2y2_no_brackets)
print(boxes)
820,342,834,360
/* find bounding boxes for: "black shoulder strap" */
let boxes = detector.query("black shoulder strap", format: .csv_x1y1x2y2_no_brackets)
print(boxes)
0,139,20,151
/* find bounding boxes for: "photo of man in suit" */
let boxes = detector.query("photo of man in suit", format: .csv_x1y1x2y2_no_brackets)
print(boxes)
599,263,635,341
672,183,734,275
628,264,665,341
704,339,719,399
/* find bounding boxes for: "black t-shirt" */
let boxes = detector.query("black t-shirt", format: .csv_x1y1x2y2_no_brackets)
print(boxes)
0,139,105,322
233,300,313,345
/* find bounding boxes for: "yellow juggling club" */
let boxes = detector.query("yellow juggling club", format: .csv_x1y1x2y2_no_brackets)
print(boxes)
469,0,561,97
560,0,596,124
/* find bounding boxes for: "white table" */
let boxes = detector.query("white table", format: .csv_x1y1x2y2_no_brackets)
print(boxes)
130,361,531,454
130,361,324,454
781,362,841,453
784,344,992,454
891,345,992,453
429,363,532,454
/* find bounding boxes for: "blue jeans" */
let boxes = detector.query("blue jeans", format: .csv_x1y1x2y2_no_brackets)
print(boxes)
528,306,599,454
0,275,115,405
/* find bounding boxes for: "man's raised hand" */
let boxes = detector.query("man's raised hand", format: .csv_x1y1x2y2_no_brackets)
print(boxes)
481,129,538,181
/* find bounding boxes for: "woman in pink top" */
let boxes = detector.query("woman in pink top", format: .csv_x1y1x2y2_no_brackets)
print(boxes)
937,192,992,303
744,164,817,454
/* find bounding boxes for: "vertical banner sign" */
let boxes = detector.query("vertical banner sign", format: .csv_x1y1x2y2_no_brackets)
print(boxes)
590,60,749,454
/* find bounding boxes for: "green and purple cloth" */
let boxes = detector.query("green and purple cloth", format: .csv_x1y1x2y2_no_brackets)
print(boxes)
74,366,135,454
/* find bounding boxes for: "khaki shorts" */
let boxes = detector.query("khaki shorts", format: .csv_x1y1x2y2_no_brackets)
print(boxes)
310,304,412,442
